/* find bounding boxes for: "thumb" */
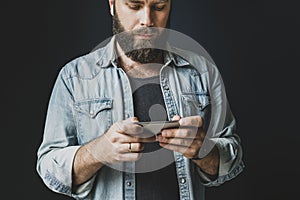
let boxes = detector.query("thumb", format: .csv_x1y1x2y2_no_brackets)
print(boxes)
172,115,181,121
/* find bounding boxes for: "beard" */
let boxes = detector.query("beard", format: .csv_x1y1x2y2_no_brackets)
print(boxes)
112,12,168,64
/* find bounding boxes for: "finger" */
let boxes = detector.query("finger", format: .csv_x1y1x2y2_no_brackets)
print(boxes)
157,135,197,147
110,132,156,144
119,142,144,153
115,118,143,135
159,142,200,159
161,127,199,139
172,115,181,121
179,116,203,127
111,134,140,143
158,142,191,154
138,135,156,143
115,152,142,162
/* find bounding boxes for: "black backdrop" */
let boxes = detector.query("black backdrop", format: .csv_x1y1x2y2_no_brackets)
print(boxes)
3,0,300,199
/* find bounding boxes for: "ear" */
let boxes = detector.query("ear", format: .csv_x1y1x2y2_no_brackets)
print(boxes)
109,0,115,16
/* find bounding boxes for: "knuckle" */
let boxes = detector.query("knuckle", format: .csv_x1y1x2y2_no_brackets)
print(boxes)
116,145,123,153
197,117,203,127
116,122,126,131
110,136,118,143
190,148,197,155
131,137,139,143
136,143,143,151
196,139,202,146
162,137,168,143
162,130,169,137
120,124,127,131
179,139,184,145
115,154,122,162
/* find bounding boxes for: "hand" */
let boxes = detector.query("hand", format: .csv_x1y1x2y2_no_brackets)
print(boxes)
157,115,206,159
85,117,156,164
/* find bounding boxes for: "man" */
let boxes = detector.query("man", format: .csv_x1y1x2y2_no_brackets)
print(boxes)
36,0,244,199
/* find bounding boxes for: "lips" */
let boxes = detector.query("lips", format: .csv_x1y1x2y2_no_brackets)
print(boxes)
136,34,154,39
133,28,158,37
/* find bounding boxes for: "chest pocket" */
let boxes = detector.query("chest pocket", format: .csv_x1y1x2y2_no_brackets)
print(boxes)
181,92,211,132
74,98,113,144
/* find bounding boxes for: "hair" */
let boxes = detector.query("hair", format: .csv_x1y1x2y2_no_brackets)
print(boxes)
112,0,172,31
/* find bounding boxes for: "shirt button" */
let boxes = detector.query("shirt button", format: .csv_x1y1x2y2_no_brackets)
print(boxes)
127,181,132,186
90,110,94,115
125,114,130,118
180,178,186,184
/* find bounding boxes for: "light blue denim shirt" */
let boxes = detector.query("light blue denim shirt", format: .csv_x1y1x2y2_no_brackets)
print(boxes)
36,37,244,200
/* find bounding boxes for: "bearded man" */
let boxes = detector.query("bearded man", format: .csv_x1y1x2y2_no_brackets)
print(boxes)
36,0,244,199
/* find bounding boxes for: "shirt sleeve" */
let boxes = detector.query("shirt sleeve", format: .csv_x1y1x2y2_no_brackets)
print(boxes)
196,111,245,186
36,67,95,199
196,61,245,186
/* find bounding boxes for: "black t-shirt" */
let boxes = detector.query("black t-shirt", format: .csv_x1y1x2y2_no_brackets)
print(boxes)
129,75,180,200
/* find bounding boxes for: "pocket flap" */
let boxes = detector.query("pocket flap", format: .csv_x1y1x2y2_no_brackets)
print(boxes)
181,93,210,110
74,98,113,118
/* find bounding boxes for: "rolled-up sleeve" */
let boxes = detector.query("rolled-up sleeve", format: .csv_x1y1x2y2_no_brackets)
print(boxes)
197,113,245,186
36,67,94,199
196,61,245,186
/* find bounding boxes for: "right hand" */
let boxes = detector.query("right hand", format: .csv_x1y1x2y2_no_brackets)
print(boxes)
85,117,156,164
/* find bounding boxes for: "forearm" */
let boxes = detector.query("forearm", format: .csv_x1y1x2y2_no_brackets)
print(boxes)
72,143,104,186
193,146,220,176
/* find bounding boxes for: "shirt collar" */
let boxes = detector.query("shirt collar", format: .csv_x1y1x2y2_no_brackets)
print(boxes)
93,36,117,68
94,36,190,68
164,45,190,67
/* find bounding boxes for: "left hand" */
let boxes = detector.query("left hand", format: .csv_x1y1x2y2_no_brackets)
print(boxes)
157,115,205,159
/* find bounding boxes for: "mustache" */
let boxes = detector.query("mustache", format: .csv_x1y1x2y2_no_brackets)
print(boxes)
132,27,159,35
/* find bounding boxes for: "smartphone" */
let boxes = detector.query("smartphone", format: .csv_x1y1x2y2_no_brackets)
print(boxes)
133,120,180,135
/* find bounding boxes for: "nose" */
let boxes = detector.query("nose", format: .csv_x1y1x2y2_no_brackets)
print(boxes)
140,7,154,27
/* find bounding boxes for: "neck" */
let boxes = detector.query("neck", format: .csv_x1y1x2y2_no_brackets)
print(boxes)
115,42,164,78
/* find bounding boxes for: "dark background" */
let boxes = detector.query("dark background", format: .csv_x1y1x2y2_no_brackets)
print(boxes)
3,0,299,199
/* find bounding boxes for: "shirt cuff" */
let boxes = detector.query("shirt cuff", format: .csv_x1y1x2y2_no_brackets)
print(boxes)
38,146,80,196
196,140,245,186
71,176,96,199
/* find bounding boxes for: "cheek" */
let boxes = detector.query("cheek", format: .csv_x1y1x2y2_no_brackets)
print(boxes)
156,14,170,27
120,17,137,31
115,9,137,31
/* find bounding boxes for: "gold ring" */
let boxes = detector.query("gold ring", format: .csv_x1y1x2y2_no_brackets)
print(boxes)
128,142,132,152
